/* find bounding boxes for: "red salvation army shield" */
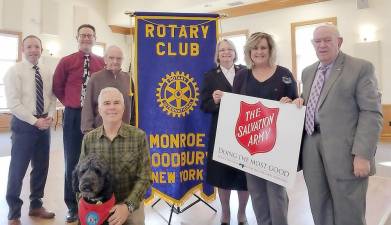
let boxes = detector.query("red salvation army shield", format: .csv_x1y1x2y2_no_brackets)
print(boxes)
235,101,279,155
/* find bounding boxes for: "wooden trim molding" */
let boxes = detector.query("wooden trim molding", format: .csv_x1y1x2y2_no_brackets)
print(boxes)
214,0,330,19
109,1,330,35
0,29,22,62
220,29,249,39
96,42,106,49
381,104,391,142
290,17,337,79
109,25,134,35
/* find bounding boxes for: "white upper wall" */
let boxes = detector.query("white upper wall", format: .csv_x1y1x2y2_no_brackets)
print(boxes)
0,0,131,72
1,0,389,102
107,0,214,27
221,0,391,103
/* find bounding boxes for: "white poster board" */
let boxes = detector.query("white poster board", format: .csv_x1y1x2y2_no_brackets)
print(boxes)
213,93,306,188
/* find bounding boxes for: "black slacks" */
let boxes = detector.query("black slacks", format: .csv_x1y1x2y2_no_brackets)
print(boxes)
63,107,83,213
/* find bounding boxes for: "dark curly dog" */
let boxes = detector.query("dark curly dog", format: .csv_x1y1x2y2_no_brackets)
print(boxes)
72,155,115,225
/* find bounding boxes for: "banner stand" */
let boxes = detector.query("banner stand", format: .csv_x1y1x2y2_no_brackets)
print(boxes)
151,194,216,224
131,12,220,223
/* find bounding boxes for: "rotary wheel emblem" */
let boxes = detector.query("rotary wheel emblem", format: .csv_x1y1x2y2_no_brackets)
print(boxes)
156,71,199,117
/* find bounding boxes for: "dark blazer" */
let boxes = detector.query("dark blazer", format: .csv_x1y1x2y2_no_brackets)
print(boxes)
200,65,246,150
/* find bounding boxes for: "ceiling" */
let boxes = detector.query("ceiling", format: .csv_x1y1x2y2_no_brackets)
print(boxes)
107,0,270,27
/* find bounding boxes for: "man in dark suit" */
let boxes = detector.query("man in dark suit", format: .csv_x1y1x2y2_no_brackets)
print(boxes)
293,24,383,225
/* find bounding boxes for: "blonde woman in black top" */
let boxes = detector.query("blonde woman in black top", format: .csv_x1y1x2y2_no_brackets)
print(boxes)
233,32,298,225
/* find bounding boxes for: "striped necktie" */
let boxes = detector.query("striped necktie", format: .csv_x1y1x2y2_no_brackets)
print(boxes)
304,65,328,135
33,65,44,115
80,55,90,106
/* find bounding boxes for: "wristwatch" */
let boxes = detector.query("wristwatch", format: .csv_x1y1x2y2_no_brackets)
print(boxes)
125,201,135,213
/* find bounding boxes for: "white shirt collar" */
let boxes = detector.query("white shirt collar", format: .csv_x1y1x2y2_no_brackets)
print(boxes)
22,59,41,68
220,65,234,73
220,65,235,86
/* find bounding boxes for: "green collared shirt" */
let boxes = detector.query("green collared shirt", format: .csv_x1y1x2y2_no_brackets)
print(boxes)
80,123,152,210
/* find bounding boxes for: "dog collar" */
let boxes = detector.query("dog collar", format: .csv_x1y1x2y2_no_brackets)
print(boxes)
79,194,116,225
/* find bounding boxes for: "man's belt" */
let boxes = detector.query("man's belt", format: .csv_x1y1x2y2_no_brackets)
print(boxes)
34,113,48,119
313,123,321,133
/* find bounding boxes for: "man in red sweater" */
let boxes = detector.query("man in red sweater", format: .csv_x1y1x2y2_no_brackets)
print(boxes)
53,24,105,223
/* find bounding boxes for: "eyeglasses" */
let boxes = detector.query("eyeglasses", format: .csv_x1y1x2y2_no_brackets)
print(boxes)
78,33,95,39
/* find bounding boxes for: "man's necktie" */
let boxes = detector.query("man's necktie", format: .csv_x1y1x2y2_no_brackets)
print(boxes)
80,55,90,106
33,65,44,115
304,65,328,135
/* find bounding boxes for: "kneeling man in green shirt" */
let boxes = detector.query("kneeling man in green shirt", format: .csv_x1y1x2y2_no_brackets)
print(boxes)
78,87,152,225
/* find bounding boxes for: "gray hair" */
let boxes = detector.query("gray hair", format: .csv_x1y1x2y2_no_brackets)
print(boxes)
214,39,238,65
97,87,124,107
104,45,123,57
313,24,341,38
244,32,277,69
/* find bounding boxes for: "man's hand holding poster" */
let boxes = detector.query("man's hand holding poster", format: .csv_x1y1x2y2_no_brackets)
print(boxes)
213,92,305,188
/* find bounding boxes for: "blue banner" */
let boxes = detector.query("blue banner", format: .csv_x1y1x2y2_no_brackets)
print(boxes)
134,12,218,205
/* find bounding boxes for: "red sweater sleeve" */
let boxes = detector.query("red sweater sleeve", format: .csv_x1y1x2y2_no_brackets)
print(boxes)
53,58,67,104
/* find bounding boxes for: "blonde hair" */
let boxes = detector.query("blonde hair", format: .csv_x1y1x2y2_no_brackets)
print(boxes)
244,32,276,69
214,39,238,65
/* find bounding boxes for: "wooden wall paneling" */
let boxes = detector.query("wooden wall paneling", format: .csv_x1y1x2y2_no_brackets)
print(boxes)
109,25,134,35
381,104,391,142
0,113,12,132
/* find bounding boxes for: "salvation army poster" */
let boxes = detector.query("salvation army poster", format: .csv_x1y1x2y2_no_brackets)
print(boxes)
213,92,305,188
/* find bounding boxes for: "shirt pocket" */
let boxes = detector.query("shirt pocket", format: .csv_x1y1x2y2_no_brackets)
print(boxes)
119,153,138,174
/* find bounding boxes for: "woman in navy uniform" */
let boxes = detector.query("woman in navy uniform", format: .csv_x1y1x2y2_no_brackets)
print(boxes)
201,39,249,225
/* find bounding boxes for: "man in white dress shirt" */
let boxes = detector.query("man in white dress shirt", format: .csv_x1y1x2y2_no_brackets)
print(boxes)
4,35,57,225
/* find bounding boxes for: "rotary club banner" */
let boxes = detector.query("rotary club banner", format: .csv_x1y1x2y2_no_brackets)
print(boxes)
214,93,305,188
133,12,218,205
